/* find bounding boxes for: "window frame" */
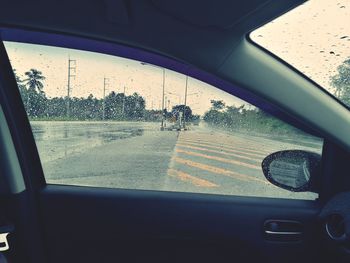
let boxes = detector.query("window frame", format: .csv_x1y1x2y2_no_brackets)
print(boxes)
0,27,326,199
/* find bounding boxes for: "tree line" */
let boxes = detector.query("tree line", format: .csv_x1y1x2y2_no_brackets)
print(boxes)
14,68,158,121
203,100,299,136
13,68,197,122
14,53,349,125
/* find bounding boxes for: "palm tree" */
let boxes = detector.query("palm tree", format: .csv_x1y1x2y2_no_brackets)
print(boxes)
24,69,46,116
24,68,45,93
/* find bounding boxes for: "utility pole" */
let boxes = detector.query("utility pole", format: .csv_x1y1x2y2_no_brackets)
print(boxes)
140,62,166,130
66,57,76,118
183,75,188,129
102,77,109,120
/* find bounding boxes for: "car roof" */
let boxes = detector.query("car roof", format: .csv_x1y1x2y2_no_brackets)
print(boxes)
0,0,303,71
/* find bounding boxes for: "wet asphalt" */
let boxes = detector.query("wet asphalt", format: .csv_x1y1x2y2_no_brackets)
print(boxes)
31,121,322,199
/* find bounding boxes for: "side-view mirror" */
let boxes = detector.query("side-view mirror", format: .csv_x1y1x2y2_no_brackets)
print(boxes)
262,150,321,192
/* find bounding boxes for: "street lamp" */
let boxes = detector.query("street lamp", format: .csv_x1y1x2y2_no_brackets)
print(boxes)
140,62,166,130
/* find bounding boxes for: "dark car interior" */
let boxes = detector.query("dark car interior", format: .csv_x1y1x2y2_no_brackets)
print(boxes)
0,1,350,263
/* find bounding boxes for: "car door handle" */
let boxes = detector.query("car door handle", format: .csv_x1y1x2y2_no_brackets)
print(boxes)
265,230,302,235
264,220,303,241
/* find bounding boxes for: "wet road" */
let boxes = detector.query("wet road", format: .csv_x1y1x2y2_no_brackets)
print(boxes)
31,121,322,199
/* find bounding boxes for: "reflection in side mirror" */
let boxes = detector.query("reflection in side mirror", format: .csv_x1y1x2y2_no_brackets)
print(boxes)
262,150,321,192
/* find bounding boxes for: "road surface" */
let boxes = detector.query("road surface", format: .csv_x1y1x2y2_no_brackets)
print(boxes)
31,121,322,199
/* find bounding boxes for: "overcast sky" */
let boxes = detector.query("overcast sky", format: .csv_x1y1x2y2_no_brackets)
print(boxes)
4,0,350,115
5,41,246,115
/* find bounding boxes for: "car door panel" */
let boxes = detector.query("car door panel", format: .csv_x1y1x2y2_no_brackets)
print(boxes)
39,185,323,263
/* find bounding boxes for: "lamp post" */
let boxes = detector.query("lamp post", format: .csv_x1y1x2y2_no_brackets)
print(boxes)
140,62,166,130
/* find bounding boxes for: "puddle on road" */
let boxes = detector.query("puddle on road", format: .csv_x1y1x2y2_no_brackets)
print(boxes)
100,128,144,143
30,122,147,163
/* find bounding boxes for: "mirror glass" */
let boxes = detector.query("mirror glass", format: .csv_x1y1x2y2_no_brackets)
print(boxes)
262,150,320,191
269,155,310,189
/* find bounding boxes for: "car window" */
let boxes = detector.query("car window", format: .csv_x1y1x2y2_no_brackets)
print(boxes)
250,0,350,108
4,41,323,199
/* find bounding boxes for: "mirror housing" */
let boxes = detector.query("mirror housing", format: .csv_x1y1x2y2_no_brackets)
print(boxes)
262,150,321,192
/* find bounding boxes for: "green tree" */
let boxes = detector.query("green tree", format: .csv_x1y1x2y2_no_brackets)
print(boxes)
24,69,46,93
123,92,145,120
203,103,298,136
210,100,225,111
24,69,47,117
330,57,350,106
105,91,123,119
46,97,66,118
171,105,193,121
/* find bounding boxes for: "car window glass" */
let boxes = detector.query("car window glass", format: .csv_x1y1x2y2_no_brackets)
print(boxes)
251,0,350,108
4,41,323,199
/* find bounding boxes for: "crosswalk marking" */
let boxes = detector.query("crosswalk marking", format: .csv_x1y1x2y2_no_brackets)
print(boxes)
174,157,268,184
178,136,274,153
167,168,218,188
179,133,278,152
176,148,261,170
176,143,261,163
166,131,274,187
178,138,267,158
